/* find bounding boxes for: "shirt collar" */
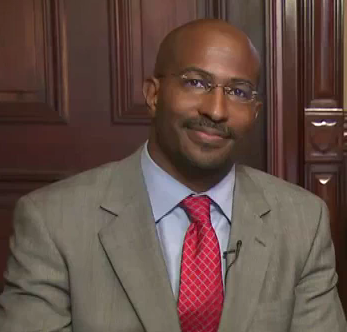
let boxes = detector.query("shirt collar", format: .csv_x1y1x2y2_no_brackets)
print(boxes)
141,142,235,222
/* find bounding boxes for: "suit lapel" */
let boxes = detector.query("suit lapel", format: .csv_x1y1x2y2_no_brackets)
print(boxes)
97,152,274,332
98,150,181,332
219,165,274,332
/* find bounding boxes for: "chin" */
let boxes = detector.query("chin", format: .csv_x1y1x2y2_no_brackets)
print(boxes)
184,149,233,171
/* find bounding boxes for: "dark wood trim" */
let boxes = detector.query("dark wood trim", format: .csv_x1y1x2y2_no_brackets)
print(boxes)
48,0,70,120
215,0,227,20
304,109,344,162
266,0,346,310
304,0,343,108
266,0,304,185
0,169,72,182
110,0,148,124
196,0,214,18
265,0,284,178
0,0,69,124
0,169,72,209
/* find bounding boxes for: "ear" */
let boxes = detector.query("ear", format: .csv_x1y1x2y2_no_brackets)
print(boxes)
143,77,160,118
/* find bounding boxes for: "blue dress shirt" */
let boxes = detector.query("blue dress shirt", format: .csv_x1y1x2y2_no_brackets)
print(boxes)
141,143,235,298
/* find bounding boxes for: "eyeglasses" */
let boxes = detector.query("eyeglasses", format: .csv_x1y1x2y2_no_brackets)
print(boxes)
157,72,259,104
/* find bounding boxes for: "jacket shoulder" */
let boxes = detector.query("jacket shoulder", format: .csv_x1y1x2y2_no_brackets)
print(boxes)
23,149,141,204
238,165,323,206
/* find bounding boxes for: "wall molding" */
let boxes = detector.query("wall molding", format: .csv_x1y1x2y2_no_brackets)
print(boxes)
304,0,343,108
0,170,71,209
0,0,69,124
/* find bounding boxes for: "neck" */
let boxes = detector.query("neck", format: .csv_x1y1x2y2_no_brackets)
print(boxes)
147,142,233,193
175,165,231,193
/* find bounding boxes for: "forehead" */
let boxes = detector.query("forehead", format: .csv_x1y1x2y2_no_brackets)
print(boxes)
172,31,259,84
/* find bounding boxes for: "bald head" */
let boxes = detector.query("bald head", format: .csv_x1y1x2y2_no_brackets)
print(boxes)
154,19,260,79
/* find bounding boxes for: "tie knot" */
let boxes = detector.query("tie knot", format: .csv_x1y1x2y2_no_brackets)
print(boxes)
180,195,211,225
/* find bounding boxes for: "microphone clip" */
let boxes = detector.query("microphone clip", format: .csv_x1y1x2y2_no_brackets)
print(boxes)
223,240,242,280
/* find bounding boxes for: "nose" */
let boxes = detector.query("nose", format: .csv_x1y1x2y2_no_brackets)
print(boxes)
199,86,228,122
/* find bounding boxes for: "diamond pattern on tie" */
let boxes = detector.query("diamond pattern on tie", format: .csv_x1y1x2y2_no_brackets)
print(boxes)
178,195,223,332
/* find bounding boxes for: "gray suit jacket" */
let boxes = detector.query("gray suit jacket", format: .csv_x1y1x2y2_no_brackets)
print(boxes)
0,148,346,332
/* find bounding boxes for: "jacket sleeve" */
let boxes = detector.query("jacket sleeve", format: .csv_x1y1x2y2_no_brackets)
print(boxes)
290,200,347,332
0,195,71,332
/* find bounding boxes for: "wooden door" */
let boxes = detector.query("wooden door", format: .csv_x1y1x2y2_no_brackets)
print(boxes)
0,0,267,289
268,0,347,312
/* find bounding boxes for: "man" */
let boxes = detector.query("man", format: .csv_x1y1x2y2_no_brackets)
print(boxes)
0,19,345,332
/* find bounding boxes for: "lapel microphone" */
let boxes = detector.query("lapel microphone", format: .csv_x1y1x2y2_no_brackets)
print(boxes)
223,240,242,280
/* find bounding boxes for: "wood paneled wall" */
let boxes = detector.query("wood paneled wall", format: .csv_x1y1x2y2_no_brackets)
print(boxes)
0,0,69,123
303,0,346,306
0,0,346,313
269,0,346,310
266,0,305,184
0,0,267,290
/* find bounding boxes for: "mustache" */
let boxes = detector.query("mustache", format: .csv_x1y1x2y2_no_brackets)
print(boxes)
183,117,237,139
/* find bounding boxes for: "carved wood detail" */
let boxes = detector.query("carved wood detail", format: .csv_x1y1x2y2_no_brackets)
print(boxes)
267,0,343,183
304,0,343,108
305,109,344,161
0,0,69,123
300,0,345,312
305,164,342,245
267,0,345,309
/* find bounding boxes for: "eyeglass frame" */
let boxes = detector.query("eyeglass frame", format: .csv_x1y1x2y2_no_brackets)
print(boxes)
155,69,259,104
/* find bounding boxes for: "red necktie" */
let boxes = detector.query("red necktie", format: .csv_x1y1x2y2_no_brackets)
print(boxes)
178,195,224,332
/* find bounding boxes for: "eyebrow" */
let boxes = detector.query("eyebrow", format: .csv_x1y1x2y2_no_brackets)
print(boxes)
179,66,256,88
179,67,213,79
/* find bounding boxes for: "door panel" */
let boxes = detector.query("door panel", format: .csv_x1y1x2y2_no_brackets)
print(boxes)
268,0,346,311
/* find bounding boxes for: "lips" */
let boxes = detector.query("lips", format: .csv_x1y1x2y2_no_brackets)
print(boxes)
195,127,228,138
186,124,230,138
186,127,229,147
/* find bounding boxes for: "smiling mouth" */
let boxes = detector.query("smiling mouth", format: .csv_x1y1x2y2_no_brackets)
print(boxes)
187,125,230,138
186,127,230,146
